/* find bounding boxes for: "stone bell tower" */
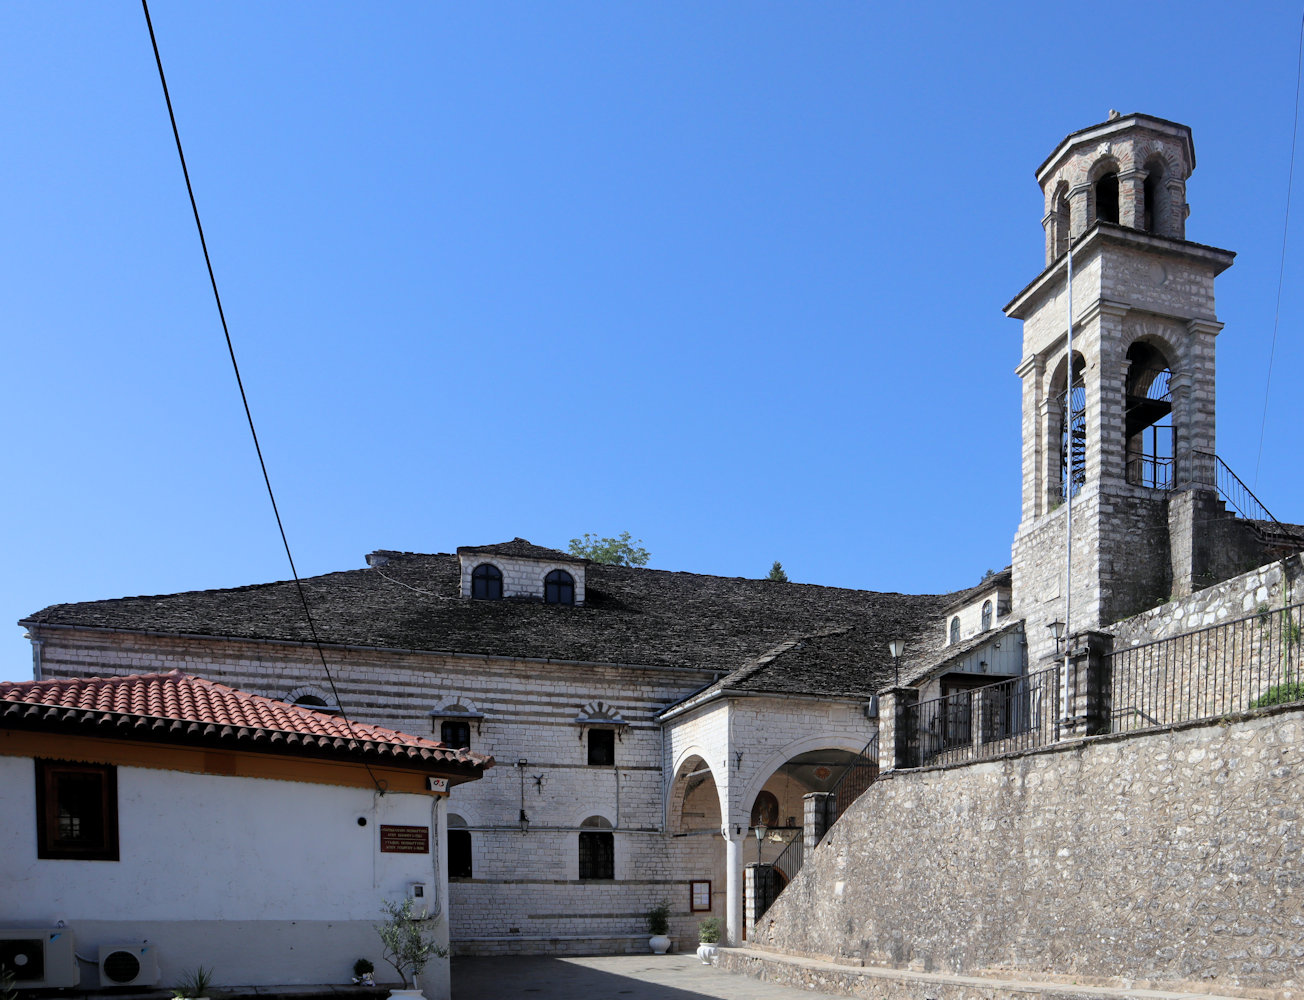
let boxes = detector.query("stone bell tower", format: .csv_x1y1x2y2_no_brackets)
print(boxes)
1004,113,1236,661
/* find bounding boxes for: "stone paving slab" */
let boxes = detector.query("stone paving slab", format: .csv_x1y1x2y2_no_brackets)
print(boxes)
451,953,839,999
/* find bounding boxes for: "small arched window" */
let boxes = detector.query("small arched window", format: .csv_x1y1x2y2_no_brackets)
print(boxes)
578,816,614,880
950,617,961,644
448,814,472,879
545,569,575,606
471,563,503,600
1094,171,1119,225
981,601,993,631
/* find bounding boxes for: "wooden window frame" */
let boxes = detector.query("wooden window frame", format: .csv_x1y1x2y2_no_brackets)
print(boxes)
471,563,503,600
689,879,712,912
578,829,614,880
35,759,119,861
544,569,575,606
440,719,471,749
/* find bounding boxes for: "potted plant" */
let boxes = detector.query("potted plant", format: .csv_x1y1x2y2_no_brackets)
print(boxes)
376,898,447,999
646,902,671,955
696,917,721,964
352,959,375,987
172,967,214,1000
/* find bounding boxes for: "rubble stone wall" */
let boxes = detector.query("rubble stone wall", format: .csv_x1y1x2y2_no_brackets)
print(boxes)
753,706,1304,993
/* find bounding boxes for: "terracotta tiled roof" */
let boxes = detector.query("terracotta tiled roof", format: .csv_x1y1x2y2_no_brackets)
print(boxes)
0,670,492,775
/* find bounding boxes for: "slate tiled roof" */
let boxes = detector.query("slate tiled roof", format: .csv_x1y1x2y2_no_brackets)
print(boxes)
22,552,991,699
0,670,491,774
454,538,581,563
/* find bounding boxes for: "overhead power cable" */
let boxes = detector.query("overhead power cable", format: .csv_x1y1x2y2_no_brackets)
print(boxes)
140,1,385,793
1255,7,1304,487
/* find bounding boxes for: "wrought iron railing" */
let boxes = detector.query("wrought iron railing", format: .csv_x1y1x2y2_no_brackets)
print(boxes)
1108,600,1304,732
769,827,802,884
823,733,880,831
900,667,1061,768
1192,450,1280,524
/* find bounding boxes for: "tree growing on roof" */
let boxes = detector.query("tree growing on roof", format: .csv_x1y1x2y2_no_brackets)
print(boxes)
767,561,788,582
567,531,650,566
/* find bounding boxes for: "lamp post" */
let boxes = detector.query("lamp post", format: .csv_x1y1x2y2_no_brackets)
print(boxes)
1047,620,1065,656
888,639,905,686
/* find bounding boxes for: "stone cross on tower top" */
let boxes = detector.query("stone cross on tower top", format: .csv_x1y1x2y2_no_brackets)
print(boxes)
1035,113,1195,266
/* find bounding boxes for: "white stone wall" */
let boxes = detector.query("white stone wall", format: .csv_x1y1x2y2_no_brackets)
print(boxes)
944,586,1011,646
0,754,449,995
457,553,586,604
30,626,716,954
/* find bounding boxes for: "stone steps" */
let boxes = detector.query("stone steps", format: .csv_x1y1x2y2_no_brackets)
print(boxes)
716,946,1289,1000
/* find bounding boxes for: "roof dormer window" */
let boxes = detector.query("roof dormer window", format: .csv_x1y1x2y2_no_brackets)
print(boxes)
545,569,575,606
471,563,503,600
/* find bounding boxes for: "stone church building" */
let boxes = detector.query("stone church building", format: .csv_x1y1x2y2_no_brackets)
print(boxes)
16,112,1303,958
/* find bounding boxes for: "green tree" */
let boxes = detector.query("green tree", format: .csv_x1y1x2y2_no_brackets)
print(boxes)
767,560,788,582
567,531,650,566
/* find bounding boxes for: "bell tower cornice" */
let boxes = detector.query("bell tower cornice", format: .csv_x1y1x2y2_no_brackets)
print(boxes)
1004,223,1235,321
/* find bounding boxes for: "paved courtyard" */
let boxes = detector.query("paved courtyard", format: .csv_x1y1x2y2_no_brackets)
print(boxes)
452,954,830,1000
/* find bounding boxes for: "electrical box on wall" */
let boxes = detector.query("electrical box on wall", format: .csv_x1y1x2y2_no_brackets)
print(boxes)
406,881,432,919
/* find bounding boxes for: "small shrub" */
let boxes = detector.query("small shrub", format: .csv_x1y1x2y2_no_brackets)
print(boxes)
646,903,670,936
352,958,374,981
1250,682,1304,709
1257,602,1272,624
697,917,721,944
172,967,214,999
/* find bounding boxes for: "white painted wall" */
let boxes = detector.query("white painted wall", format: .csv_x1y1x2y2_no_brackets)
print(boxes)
0,756,452,997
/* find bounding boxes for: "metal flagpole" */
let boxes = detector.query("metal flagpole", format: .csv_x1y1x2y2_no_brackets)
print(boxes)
1062,237,1074,730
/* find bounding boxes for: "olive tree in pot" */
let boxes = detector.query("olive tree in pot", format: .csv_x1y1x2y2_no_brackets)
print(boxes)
376,898,448,999
696,918,721,965
646,903,671,955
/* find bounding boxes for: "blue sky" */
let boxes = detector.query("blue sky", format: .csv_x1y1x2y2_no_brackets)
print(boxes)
3,2,1303,681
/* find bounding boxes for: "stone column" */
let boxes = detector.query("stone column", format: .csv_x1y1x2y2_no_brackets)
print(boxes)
1119,167,1146,229
743,862,775,940
1063,630,1113,738
803,791,833,854
724,830,744,946
878,686,918,770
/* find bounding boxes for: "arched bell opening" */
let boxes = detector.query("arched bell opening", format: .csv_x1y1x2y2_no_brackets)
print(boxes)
1124,342,1175,488
1094,170,1120,225
1142,157,1168,235
1048,352,1087,504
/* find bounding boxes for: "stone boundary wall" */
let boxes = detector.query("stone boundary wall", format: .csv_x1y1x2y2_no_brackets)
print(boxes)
1108,553,1304,648
752,706,1303,993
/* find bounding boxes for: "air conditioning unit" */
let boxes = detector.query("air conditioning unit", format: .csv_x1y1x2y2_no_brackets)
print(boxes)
0,928,80,988
98,943,160,987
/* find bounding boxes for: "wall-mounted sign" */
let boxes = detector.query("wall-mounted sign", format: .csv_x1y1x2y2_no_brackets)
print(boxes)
379,825,430,854
427,776,448,793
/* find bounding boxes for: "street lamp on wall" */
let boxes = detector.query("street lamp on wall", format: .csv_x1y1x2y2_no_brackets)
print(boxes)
1048,620,1065,656
888,639,905,685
